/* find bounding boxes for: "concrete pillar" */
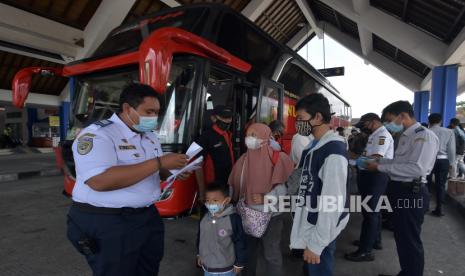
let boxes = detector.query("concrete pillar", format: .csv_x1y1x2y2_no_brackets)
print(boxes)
431,65,458,127
413,91,430,124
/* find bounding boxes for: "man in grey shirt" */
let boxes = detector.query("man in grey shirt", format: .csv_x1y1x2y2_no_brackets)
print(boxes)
366,101,439,276
427,113,455,217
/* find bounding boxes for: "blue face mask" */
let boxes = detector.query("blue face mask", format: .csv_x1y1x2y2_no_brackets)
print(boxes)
129,109,158,133
384,121,404,133
205,203,222,215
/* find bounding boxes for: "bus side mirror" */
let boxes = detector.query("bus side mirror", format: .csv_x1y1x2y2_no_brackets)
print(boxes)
12,67,63,108
138,27,251,94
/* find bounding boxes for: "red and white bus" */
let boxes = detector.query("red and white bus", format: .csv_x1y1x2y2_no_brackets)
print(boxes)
12,4,351,217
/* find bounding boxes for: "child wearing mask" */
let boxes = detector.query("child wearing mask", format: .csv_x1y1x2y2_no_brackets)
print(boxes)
196,182,247,276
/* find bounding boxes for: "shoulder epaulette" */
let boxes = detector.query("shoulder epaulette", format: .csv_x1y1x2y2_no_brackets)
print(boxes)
415,127,425,133
93,119,113,127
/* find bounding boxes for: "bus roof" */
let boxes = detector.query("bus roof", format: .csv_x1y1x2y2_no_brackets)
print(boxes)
71,3,349,107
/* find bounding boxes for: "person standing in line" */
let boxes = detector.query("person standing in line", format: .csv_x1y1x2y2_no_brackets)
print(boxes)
449,118,465,178
290,93,349,276
427,113,455,217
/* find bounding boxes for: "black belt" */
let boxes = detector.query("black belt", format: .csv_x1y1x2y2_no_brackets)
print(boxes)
72,201,152,215
391,180,426,193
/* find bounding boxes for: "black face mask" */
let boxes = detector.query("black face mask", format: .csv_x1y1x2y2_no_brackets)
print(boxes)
295,116,322,136
216,119,231,131
361,127,372,135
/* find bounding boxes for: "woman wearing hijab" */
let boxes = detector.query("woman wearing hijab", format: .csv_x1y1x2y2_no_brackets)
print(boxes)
228,123,294,276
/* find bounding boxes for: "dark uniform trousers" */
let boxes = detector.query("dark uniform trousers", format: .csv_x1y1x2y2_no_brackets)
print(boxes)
357,170,389,252
67,204,164,276
427,159,449,212
388,181,430,276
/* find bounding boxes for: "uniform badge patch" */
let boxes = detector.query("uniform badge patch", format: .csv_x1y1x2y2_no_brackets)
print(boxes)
77,134,94,155
379,138,385,145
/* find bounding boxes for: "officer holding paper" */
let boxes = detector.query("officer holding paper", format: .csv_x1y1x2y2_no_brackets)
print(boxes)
67,83,191,276
345,113,394,262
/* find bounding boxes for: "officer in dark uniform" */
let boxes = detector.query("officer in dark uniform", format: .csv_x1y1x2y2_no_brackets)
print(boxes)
345,113,394,262
195,105,235,200
67,84,190,276
366,101,439,276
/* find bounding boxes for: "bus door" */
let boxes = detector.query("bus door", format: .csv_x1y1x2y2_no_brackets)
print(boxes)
256,77,288,152
234,81,259,155
201,65,260,158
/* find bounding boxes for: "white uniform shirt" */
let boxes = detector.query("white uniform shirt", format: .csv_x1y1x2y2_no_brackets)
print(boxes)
378,123,439,182
364,126,394,159
72,113,163,208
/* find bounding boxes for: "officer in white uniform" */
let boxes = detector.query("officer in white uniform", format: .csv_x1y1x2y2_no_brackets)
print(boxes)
366,101,439,276
345,113,394,262
67,83,189,276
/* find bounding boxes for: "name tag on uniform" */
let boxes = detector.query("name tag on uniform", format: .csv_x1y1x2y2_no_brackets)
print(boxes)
119,145,137,150
213,142,222,148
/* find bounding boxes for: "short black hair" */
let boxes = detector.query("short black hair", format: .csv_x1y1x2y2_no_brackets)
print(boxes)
295,93,332,123
428,113,442,125
450,118,460,126
119,83,163,111
205,182,229,197
269,120,285,135
382,101,414,118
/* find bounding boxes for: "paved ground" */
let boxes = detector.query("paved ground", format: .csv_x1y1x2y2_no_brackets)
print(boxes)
0,152,57,174
1,176,465,276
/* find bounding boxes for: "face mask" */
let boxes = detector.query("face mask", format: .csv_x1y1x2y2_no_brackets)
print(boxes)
216,119,231,131
269,138,281,151
361,127,372,135
205,199,226,215
245,136,263,150
295,120,312,136
384,121,404,133
128,108,158,133
205,203,221,215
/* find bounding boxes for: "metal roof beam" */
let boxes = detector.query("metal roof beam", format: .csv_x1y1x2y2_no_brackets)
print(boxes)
160,0,181,8
352,0,372,61
0,45,65,64
322,22,422,92
0,3,82,57
295,0,323,39
242,0,273,22
320,0,447,68
287,24,314,50
76,0,137,59
0,89,61,107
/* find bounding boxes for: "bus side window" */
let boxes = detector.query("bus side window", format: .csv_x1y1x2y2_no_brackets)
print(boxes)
257,79,283,126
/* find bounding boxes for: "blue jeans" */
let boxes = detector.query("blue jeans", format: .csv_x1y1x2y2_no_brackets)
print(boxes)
305,240,337,276
204,271,235,276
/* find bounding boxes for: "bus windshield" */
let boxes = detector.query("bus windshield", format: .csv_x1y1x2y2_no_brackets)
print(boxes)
68,60,197,145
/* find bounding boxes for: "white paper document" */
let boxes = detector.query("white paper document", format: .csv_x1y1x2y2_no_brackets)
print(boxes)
186,142,203,161
166,156,203,183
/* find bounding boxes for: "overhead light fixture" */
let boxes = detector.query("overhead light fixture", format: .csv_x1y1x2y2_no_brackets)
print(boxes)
297,22,306,27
